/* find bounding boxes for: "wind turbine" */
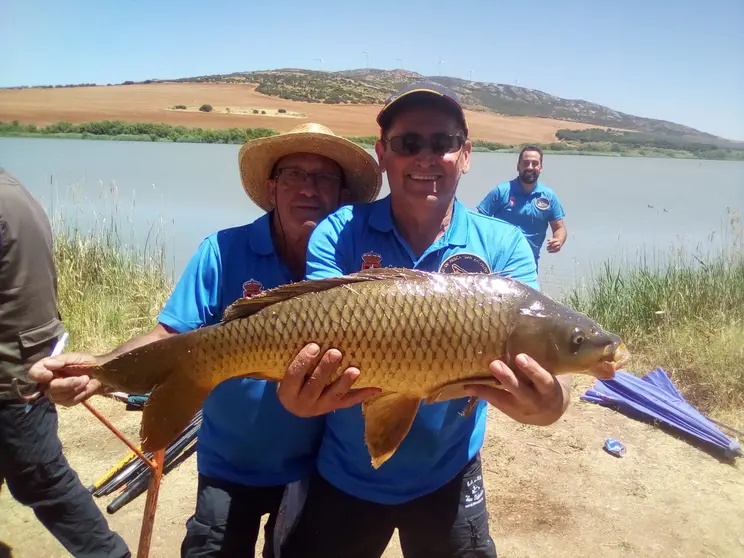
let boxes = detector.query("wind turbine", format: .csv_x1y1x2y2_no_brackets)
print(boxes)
362,51,370,68
396,57,403,70
469,69,474,81
312,57,324,71
437,57,444,75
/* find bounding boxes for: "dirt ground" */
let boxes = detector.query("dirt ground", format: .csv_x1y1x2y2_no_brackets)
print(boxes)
0,82,600,144
1,376,742,558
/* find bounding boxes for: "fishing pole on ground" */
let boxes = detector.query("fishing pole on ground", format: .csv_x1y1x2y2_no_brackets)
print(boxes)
88,445,142,493
93,410,202,498
107,417,201,514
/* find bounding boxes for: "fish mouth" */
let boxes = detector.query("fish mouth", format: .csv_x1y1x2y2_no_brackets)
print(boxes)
591,342,631,380
612,342,631,369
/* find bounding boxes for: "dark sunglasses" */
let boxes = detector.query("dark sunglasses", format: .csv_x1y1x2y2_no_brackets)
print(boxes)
383,132,465,156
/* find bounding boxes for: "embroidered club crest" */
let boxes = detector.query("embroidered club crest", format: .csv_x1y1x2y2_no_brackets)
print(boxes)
242,279,263,298
509,196,516,207
535,197,550,211
361,252,382,270
439,253,491,274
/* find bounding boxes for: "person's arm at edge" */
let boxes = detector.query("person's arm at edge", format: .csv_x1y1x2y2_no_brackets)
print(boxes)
546,193,567,253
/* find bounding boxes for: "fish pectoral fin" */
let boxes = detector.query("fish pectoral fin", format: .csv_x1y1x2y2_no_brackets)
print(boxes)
362,392,420,470
423,377,504,405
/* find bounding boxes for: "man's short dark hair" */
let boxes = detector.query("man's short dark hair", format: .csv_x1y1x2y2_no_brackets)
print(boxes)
518,145,543,163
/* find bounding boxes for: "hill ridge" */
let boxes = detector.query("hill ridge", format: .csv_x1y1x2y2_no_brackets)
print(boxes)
162,67,723,141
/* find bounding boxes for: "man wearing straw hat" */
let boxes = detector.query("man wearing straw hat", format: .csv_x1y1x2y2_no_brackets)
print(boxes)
274,84,571,558
28,123,382,557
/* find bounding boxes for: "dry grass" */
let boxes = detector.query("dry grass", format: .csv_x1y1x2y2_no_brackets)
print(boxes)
50,181,173,354
630,322,744,430
565,210,744,431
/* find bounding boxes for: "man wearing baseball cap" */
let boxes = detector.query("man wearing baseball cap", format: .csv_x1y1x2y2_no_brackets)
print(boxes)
29,123,382,558
276,83,571,557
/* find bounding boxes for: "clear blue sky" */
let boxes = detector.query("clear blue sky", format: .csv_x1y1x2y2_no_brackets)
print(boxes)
2,0,742,140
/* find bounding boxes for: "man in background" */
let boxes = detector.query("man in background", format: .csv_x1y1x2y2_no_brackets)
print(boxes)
0,168,131,557
477,145,567,270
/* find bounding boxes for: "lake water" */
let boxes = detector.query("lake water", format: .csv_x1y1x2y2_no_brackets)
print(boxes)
1,137,742,298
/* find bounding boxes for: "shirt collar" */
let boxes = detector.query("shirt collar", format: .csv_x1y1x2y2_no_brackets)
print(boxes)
248,211,276,256
369,194,469,247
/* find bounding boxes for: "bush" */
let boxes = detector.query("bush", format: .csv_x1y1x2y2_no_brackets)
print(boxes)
199,104,213,113
172,104,187,110
278,108,286,114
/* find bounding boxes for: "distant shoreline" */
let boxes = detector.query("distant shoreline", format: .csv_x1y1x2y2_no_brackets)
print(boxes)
1,122,742,161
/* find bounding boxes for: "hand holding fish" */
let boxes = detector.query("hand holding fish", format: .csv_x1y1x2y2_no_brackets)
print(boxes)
465,354,570,426
277,343,382,417
28,352,102,406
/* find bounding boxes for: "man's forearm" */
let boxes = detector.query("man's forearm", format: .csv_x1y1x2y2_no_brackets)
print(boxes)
554,225,567,243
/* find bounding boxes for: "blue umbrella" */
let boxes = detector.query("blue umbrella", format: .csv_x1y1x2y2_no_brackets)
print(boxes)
581,368,742,460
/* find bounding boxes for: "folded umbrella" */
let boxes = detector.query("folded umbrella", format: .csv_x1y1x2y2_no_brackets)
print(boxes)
581,368,742,460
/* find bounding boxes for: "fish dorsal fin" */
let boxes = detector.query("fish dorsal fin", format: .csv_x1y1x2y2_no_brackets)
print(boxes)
221,267,432,323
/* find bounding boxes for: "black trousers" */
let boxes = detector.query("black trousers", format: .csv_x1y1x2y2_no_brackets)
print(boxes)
181,473,286,558
275,453,497,558
0,397,130,558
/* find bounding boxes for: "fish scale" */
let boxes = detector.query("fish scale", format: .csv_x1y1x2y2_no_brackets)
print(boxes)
62,267,630,466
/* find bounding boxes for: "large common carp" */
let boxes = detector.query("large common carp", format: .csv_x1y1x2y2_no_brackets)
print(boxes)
61,268,630,468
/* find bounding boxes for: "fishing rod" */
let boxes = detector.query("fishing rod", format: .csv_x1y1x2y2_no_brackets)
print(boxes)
94,410,202,497
107,421,201,514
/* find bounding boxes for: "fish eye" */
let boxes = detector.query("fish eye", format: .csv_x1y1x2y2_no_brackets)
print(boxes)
569,327,585,353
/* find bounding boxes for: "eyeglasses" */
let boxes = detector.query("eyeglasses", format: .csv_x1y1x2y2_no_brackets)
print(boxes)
382,132,466,157
274,167,343,189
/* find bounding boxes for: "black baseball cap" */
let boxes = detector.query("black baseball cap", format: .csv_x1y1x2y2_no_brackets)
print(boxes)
376,82,469,137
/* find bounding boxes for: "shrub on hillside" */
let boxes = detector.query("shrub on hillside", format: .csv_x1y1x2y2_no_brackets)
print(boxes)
199,104,213,113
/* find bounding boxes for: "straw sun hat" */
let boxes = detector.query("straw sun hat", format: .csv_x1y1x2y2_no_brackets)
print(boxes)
238,123,382,212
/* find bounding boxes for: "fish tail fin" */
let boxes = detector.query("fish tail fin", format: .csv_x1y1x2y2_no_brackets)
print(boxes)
62,331,199,395
61,331,213,451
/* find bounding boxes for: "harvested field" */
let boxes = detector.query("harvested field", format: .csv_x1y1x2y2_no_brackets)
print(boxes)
0,82,600,144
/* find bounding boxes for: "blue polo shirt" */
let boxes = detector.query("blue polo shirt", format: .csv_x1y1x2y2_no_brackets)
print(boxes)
476,179,565,264
158,212,325,487
305,195,538,504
